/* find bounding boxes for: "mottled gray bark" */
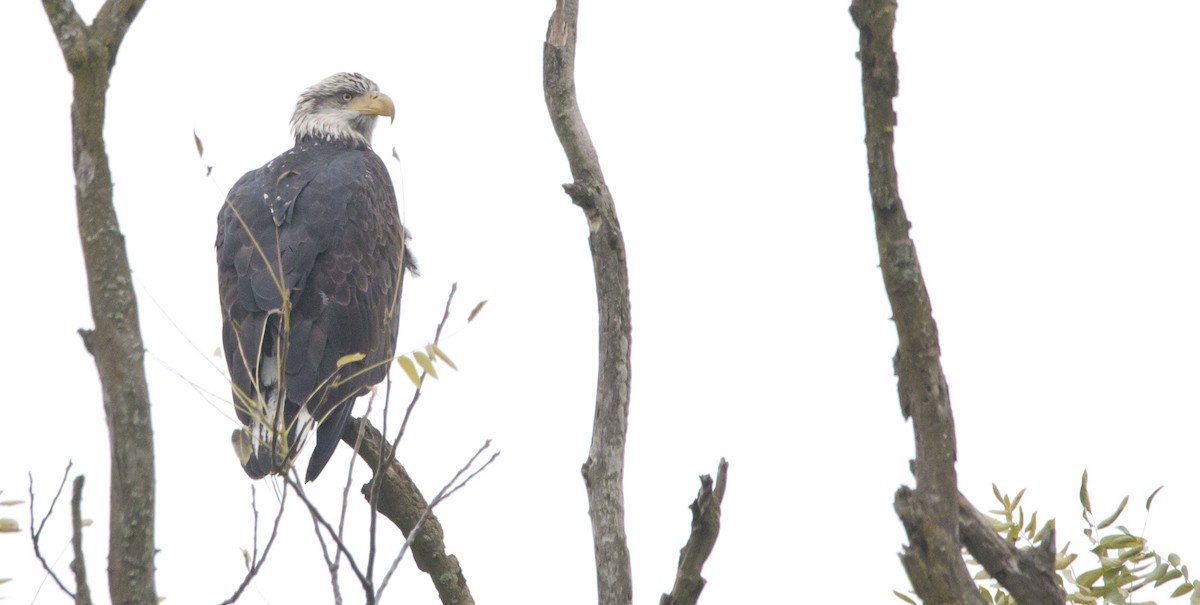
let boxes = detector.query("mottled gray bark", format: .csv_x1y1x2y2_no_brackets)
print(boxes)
38,1,157,603
849,1,981,603
70,476,93,605
543,1,634,604
959,495,1065,605
660,460,728,605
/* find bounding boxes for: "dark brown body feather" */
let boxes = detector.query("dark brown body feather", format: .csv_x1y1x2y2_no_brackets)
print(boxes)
216,137,414,481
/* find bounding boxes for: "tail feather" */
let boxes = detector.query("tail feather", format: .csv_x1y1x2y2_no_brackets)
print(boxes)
305,401,354,482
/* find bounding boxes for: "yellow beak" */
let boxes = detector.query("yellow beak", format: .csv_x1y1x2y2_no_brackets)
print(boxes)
348,91,395,124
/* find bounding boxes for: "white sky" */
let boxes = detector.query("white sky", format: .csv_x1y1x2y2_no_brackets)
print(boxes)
2,1,1199,603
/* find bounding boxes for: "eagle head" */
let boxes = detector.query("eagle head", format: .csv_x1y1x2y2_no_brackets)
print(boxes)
290,72,395,147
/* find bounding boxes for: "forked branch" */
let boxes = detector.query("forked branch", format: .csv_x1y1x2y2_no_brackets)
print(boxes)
958,495,1064,605
39,0,157,602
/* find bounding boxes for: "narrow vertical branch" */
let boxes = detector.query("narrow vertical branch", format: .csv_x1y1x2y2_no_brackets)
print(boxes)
849,1,982,603
70,476,93,605
543,1,634,604
39,1,156,604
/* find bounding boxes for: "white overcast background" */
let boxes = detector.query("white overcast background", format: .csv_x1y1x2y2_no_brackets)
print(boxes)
2,1,1199,603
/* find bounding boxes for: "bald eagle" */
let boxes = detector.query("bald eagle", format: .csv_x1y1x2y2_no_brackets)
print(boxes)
216,73,416,482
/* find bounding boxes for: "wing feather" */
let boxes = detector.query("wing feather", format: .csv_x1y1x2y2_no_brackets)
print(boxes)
217,140,413,481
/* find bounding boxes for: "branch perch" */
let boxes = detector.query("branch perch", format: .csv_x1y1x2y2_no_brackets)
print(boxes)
543,1,634,604
341,417,474,605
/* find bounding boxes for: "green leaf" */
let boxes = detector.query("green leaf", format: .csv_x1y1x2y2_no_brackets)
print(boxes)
1171,554,1182,568
0,518,19,533
1057,552,1078,570
1097,534,1143,550
1011,488,1026,511
193,129,204,157
993,483,1004,504
1026,511,1038,541
979,587,994,605
336,352,365,368
892,591,917,604
1076,567,1105,589
1034,518,1056,544
413,351,438,379
468,300,487,322
1157,568,1182,587
1096,495,1129,530
1143,562,1168,584
397,356,420,386
1174,582,1195,597
1080,470,1092,514
430,344,458,370
1146,486,1165,511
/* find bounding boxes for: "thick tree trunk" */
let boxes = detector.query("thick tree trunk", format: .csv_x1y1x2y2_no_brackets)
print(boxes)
39,1,157,603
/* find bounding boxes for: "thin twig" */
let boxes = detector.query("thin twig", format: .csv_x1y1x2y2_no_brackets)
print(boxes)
28,464,76,600
367,282,458,595
341,417,476,605
305,493,344,605
324,396,375,605
284,473,372,599
220,481,290,605
382,283,457,485
69,475,92,605
376,440,498,601
250,485,259,566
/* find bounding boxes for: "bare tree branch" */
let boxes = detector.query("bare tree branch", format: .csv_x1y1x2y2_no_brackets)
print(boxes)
376,440,497,602
69,476,93,605
286,475,374,603
220,484,290,605
660,460,729,605
849,1,982,603
366,283,458,593
28,466,76,600
39,0,156,602
543,1,634,604
341,417,474,605
958,495,1065,605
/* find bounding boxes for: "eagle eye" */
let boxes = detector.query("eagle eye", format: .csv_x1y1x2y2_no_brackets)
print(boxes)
341,92,354,102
